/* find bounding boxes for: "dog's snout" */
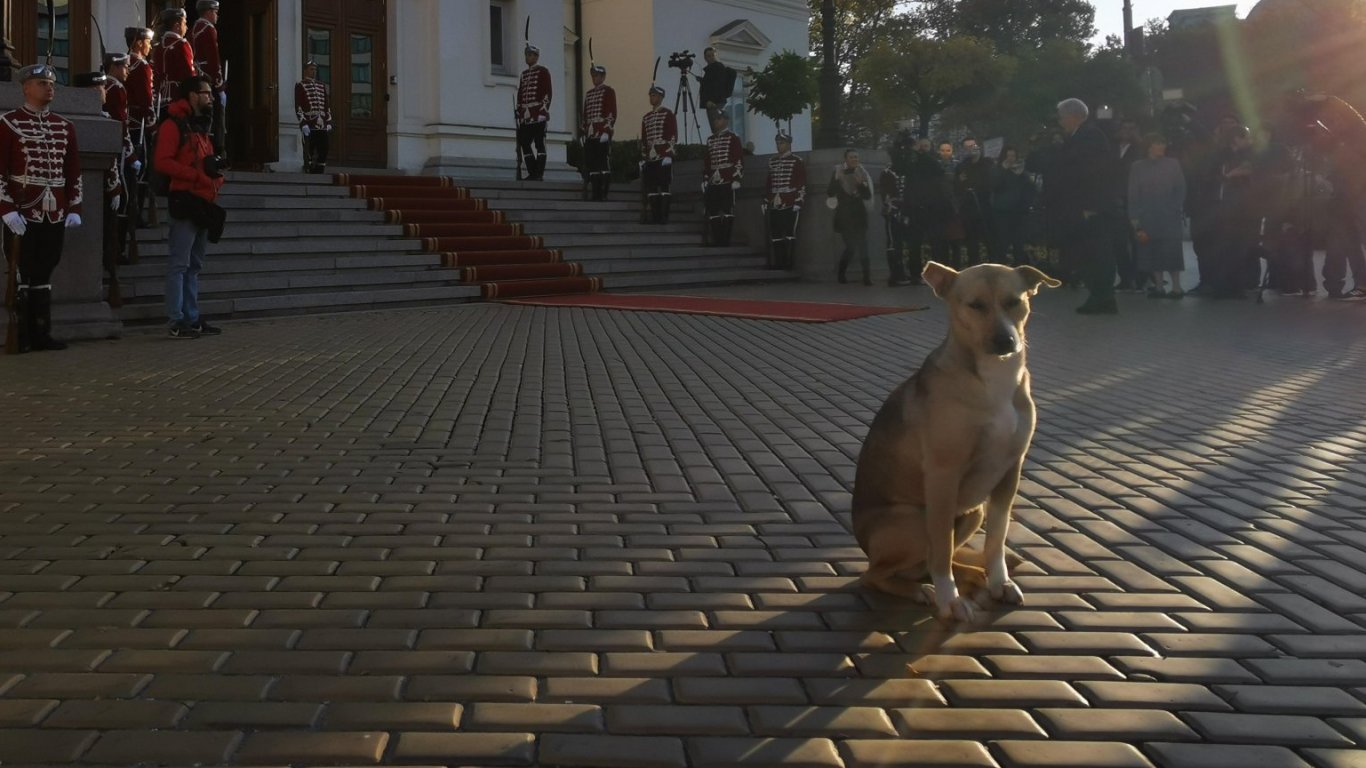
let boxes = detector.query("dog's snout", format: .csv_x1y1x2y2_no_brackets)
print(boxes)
991,330,1018,355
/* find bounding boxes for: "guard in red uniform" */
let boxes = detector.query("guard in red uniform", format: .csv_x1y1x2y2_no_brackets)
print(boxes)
152,8,195,104
639,84,677,224
764,130,806,270
0,64,84,352
580,60,616,201
295,60,332,174
190,0,226,154
102,53,134,265
516,41,552,181
702,112,743,246
123,27,155,228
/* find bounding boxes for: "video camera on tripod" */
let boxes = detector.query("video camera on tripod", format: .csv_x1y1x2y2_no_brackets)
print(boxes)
668,51,695,73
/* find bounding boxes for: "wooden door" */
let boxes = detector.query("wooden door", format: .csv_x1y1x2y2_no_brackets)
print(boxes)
15,0,91,85
221,0,278,167
301,0,387,168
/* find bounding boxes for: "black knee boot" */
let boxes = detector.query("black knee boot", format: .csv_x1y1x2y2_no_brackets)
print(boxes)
29,288,64,351
660,195,672,225
838,251,850,283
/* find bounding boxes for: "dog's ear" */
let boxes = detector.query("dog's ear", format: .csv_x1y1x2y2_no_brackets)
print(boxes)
1015,265,1062,295
922,261,958,298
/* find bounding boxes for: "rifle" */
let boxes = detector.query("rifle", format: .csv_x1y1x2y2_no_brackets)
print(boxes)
5,231,29,354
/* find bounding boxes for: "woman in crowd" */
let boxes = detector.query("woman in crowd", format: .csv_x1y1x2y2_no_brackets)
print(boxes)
1128,133,1188,298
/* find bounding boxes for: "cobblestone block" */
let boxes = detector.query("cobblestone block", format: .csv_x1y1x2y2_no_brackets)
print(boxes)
686,736,844,768
1182,712,1353,747
1142,743,1314,768
895,708,1047,740
840,739,1001,767
185,701,323,729
542,676,674,704
991,740,1154,767
233,730,388,764
83,730,243,765
539,734,689,768
391,732,536,765
605,704,750,735
1034,708,1198,741
1212,685,1366,716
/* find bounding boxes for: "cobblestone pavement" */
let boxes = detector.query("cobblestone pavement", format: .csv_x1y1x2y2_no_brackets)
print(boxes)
2,283,1366,768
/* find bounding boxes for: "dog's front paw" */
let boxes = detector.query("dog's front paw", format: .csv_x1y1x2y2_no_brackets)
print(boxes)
991,580,1025,606
937,594,978,623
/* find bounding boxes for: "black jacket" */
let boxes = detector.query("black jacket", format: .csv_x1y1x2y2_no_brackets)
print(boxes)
1050,120,1113,226
698,62,736,108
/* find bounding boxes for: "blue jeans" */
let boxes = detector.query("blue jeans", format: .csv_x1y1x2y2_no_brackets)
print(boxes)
165,215,207,325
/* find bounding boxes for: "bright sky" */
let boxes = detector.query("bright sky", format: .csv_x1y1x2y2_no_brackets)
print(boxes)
1092,1,1260,40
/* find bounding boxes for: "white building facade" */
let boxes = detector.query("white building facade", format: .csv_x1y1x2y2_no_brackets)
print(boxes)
70,0,810,176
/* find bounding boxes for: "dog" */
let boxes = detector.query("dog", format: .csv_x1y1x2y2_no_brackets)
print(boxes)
852,261,1060,622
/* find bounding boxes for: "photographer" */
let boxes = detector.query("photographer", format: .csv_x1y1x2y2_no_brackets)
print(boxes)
155,75,225,339
697,48,736,130
826,149,874,285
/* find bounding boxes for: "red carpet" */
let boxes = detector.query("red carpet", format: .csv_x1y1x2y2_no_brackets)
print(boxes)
344,174,598,299
442,249,563,267
387,210,504,225
502,294,928,322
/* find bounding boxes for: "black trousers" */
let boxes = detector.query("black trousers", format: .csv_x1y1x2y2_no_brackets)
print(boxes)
211,91,226,157
1111,209,1137,286
304,129,330,173
18,222,65,289
883,214,908,281
995,211,1031,266
517,122,547,179
768,207,798,269
705,184,735,246
1062,214,1115,306
584,139,611,200
641,162,672,224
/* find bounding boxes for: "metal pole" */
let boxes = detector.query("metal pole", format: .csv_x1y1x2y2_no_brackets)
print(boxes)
818,0,840,148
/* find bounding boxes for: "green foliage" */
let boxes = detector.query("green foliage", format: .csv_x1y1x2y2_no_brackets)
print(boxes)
949,40,1145,145
746,50,818,133
857,33,1009,142
914,0,1096,55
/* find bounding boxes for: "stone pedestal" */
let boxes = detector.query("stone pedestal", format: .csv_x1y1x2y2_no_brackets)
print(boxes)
0,83,123,343
674,147,894,283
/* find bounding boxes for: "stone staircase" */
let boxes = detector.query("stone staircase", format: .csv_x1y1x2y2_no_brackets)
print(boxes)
116,171,793,324
457,179,793,291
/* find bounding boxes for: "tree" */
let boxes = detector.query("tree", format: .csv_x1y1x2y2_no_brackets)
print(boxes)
807,0,909,144
948,40,1145,145
857,33,1010,143
747,50,819,136
914,0,1096,55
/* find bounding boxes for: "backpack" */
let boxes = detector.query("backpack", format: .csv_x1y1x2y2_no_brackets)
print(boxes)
148,115,190,197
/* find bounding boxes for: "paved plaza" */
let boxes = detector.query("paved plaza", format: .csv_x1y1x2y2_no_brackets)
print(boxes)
2,282,1366,768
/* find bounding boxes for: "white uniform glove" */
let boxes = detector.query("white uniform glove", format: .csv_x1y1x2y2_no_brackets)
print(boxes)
3,211,27,236
301,125,311,137
65,213,82,229
731,180,741,190
599,134,610,144
219,91,227,107
110,195,122,211
537,114,548,123
132,160,143,173
661,157,672,167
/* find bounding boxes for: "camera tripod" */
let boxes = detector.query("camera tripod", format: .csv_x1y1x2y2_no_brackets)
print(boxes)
674,69,706,145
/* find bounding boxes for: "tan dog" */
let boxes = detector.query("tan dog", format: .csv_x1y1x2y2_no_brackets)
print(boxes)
852,261,1059,622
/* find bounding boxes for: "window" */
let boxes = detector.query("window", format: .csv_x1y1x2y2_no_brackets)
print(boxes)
490,1,511,74
350,34,374,118
307,27,333,85
726,76,747,145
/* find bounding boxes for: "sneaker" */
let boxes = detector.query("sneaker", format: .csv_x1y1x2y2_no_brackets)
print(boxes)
191,321,222,336
169,323,200,340
1341,287,1366,300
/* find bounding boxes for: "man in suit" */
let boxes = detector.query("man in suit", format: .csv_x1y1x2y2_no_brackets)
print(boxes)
1051,98,1118,314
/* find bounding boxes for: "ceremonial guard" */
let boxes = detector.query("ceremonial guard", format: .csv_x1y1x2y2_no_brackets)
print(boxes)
1,64,83,353
124,27,155,227
579,45,616,201
763,130,805,270
702,112,743,246
878,164,912,285
152,8,195,104
294,60,332,174
515,26,552,181
639,76,677,225
190,0,226,154
101,53,134,267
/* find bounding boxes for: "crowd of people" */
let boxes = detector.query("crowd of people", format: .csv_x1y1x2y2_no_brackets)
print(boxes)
863,95,1366,313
